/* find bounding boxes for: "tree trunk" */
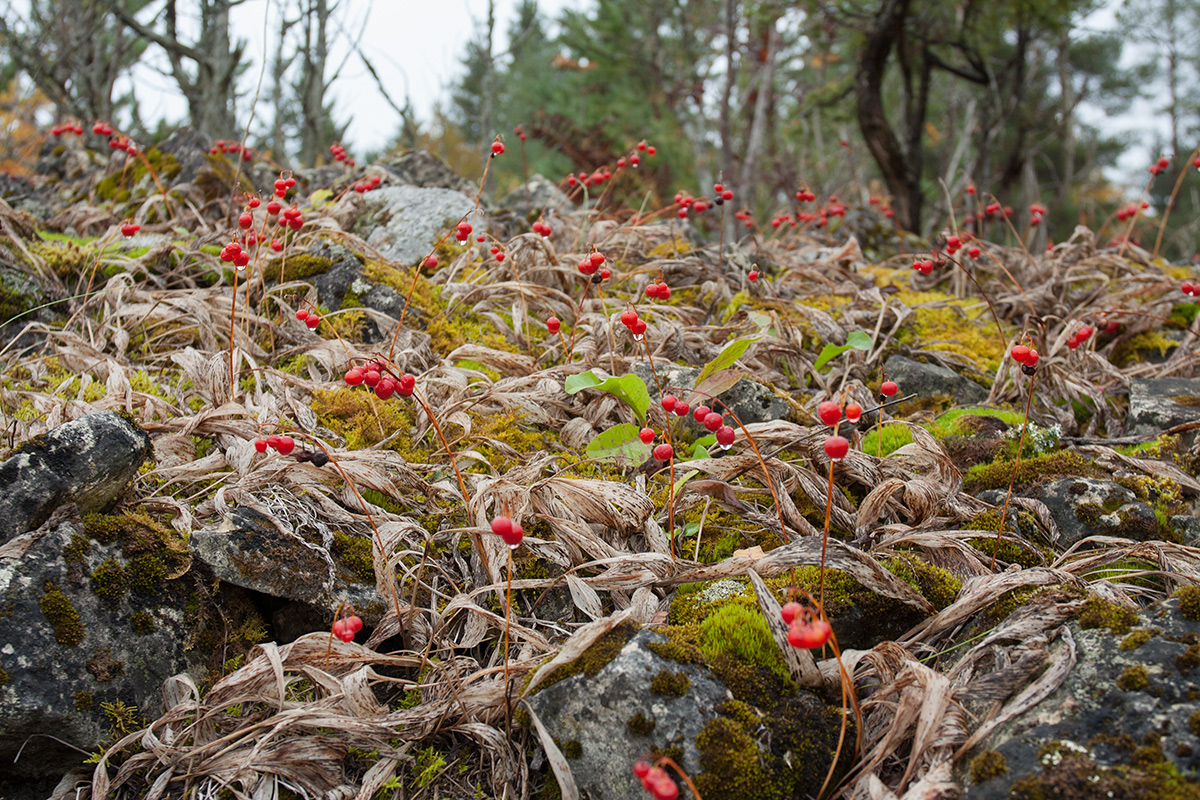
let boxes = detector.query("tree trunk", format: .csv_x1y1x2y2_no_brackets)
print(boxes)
299,0,330,165
739,15,779,210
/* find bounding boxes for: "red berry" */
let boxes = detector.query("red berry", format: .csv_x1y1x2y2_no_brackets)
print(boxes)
674,402,690,417
661,395,677,412
632,318,647,336
332,619,347,638
267,200,282,216
1011,345,1030,364
880,381,898,397
639,428,656,444
824,435,849,460
501,521,524,547
651,778,678,800
598,267,608,279
633,761,652,779
491,516,513,538
703,412,724,432
254,438,268,453
1026,349,1039,367
817,401,841,426
845,403,862,423
1105,321,1120,334
120,223,139,237
362,370,381,387
1078,325,1093,340
715,425,735,446
238,212,253,229
374,378,396,399
781,601,802,625
1067,336,1080,350
344,368,364,386
547,316,561,334
590,252,606,267
653,443,674,461
491,141,505,156
789,619,832,649
693,405,711,423
968,246,981,259
296,309,309,321
266,435,281,450
621,309,639,329
722,190,733,201
398,373,416,397
748,270,759,282
276,436,295,456
713,183,724,193
306,315,320,329
424,255,438,269
346,615,363,633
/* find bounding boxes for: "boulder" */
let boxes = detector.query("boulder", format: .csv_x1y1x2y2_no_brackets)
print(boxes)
380,149,474,194
0,511,190,780
154,127,212,185
0,411,151,545
1128,377,1200,437
500,174,570,216
882,355,989,405
629,362,791,427
356,185,481,267
1033,478,1159,548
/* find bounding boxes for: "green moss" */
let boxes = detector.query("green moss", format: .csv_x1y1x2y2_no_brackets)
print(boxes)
74,690,93,712
649,669,691,697
884,557,961,610
331,532,375,583
1121,629,1160,651
130,612,157,635
91,559,128,602
271,253,334,283
894,290,1007,372
963,451,1103,492
1113,331,1178,367
128,554,165,595
1191,711,1200,737
560,740,582,759
970,750,1008,784
627,712,656,736
40,582,84,647
698,604,788,679
1078,596,1139,635
1117,665,1150,691
860,423,913,457
462,409,559,472
1178,644,1200,675
1177,585,1200,620
527,621,638,696
310,387,427,456
63,533,91,565
694,717,775,800
0,666,8,688
930,407,1025,437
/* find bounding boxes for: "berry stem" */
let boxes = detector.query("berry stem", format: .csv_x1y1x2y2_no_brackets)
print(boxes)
1154,149,1200,259
563,280,593,361
991,366,1038,571
653,756,705,800
820,449,836,609
503,545,514,739
390,214,466,358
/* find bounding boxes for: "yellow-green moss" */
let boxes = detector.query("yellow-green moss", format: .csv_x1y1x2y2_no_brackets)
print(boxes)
40,582,85,647
74,690,93,711
1117,665,1150,691
698,604,788,680
560,740,582,759
970,750,1008,784
528,621,638,695
1176,586,1200,620
331,532,375,583
894,290,1007,371
310,387,427,456
63,533,91,565
130,611,157,635
884,557,961,610
0,666,8,688
860,423,913,457
1113,331,1178,367
627,712,656,736
1121,629,1160,651
649,669,691,697
963,451,1103,492
462,409,559,472
128,554,166,595
91,559,127,602
1078,596,1139,635
694,717,775,800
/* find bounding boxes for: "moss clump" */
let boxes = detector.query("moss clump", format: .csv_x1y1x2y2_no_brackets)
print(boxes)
894,290,1007,372
650,669,691,697
884,557,961,610
271,253,333,283
560,740,582,759
528,621,638,695
128,554,166,595
1176,644,1200,675
40,582,84,647
1120,629,1159,651
694,717,775,800
62,533,91,565
74,690,93,711
310,387,427,455
130,611,157,635
1176,585,1200,620
970,750,1008,784
1190,710,1200,737
331,532,375,583
1117,665,1149,691
0,666,8,687
1078,596,1139,635
627,712,656,736
462,409,559,473
860,423,913,457
964,451,1103,492
1113,331,1178,367
91,559,128,602
698,604,788,680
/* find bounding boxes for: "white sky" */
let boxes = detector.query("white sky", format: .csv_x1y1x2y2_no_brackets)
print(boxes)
128,0,581,155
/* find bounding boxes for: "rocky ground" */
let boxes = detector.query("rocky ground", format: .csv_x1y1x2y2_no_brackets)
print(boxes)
2,128,1200,799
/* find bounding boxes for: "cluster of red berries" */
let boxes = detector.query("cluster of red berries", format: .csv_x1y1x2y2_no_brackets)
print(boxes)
331,613,363,642
633,762,678,800
278,205,304,232
455,221,474,243
976,202,1013,221
487,244,508,262
273,175,297,198
1150,156,1171,176
254,434,296,455
220,240,251,268
328,141,356,167
945,235,964,255
50,122,84,136
344,358,416,400
295,308,323,330
912,257,937,276
1066,324,1094,350
795,188,816,203
490,516,524,547
620,306,648,338
513,126,527,142
209,139,255,161
490,141,505,156
531,220,552,237
769,213,799,229
781,602,833,649
1010,343,1040,375
1029,202,1047,226
1182,282,1200,297
91,121,115,137
816,400,854,460
578,251,609,279
645,280,671,301
1116,201,1150,221
693,402,737,447
352,174,383,193
120,221,140,237
106,135,139,156
567,169,613,188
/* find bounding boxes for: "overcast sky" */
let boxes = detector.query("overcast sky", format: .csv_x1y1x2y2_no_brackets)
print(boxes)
129,0,581,156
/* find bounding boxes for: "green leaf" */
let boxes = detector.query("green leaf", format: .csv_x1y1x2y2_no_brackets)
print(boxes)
696,335,761,385
564,371,651,423
309,189,334,206
813,330,874,372
672,468,700,494
585,424,652,466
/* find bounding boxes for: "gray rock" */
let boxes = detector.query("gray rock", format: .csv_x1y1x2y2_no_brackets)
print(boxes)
629,362,791,426
0,411,151,545
965,598,1200,798
155,127,211,185
1128,377,1200,436
294,164,345,192
1033,478,1159,548
190,507,377,610
500,174,570,216
524,628,732,800
1171,515,1200,547
882,355,989,405
0,511,189,779
356,185,480,267
380,150,474,194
